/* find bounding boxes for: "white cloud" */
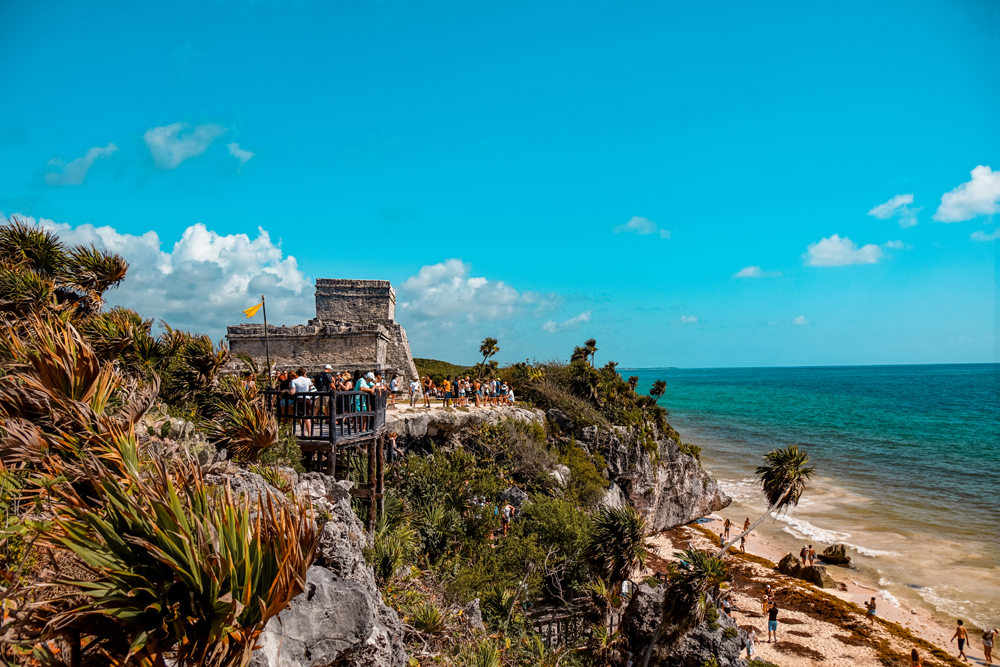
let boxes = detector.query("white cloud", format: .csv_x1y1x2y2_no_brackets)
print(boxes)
398,259,561,327
934,165,1000,222
883,240,907,249
144,123,226,170
680,315,698,324
868,194,919,228
228,142,254,166
793,316,810,326
4,213,312,338
542,311,592,333
971,229,1000,241
614,216,670,239
733,265,782,278
804,234,883,267
44,143,118,185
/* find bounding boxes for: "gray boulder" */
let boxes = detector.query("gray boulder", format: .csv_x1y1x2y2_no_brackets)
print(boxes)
463,598,485,632
778,553,837,588
621,583,747,667
820,543,852,566
499,486,530,509
549,464,571,488
250,566,404,667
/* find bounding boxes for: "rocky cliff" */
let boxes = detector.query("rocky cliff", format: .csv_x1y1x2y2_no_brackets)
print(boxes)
548,410,731,532
384,404,545,449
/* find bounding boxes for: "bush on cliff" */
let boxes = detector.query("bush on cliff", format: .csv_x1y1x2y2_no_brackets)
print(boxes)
558,440,609,507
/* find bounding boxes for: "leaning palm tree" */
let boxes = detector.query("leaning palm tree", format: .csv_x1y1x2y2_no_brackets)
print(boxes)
586,505,650,590
641,549,728,667
584,338,598,367
716,445,815,557
627,376,639,391
477,337,499,379
649,380,666,404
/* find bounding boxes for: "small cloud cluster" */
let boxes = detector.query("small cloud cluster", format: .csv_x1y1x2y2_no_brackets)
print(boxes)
733,265,782,278
542,311,591,333
868,194,920,228
45,143,118,186
793,316,810,326
398,259,561,327
4,213,312,338
144,123,227,170
614,216,670,239
804,234,883,267
934,165,1000,222
228,142,254,166
680,315,698,324
971,229,1000,241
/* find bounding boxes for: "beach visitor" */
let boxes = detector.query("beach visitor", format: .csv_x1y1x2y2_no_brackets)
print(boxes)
501,501,516,536
473,379,482,407
767,602,779,643
746,626,758,658
409,377,420,407
983,627,996,665
421,375,433,408
761,592,769,614
291,367,315,435
740,534,746,553
723,518,732,540
951,619,969,662
864,597,877,625
808,545,816,566
800,545,808,565
442,375,452,407
910,648,923,666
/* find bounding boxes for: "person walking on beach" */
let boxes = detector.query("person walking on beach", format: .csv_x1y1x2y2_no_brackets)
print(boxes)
983,627,996,664
746,626,758,659
864,597,877,625
910,648,923,666
723,518,732,541
767,602,779,643
799,545,808,565
740,533,747,553
808,545,816,566
951,619,969,662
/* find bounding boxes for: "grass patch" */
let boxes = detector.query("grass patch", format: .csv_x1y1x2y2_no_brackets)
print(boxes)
413,358,473,383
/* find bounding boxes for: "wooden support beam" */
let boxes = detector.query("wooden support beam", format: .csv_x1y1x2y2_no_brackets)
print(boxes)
376,434,385,520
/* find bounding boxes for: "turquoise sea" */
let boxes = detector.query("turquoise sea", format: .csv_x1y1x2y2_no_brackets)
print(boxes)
628,364,999,631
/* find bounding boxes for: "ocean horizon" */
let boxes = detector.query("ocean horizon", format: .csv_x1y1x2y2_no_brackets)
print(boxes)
631,363,999,632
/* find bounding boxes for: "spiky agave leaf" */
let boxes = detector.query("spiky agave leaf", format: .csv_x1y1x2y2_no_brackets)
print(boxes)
204,398,278,463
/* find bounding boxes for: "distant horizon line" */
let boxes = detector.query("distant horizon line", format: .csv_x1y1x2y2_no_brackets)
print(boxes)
616,361,999,371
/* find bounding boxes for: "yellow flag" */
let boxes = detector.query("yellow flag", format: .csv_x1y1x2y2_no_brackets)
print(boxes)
243,302,263,318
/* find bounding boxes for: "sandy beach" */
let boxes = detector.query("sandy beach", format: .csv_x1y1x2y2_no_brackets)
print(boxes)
643,518,992,667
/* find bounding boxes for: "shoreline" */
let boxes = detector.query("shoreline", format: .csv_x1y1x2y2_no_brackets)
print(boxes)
685,516,990,666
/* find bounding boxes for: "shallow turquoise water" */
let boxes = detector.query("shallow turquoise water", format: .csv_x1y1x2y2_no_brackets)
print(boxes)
625,364,999,629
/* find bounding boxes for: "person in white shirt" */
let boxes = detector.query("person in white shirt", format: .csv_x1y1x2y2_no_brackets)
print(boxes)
290,366,315,435
409,378,420,407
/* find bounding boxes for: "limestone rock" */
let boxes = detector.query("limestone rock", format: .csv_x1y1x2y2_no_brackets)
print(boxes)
546,408,573,433
621,583,746,667
384,405,544,450
500,486,530,509
549,464,571,487
820,543,852,566
778,553,837,588
463,598,485,632
778,553,802,577
250,566,405,667
597,482,628,510
296,473,352,514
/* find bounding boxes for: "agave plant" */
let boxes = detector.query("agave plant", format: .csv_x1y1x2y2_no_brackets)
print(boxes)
410,602,446,634
371,514,419,584
36,452,316,667
203,397,278,463
463,639,502,667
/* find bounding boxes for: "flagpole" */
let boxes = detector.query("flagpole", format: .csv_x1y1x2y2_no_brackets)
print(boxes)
261,294,272,388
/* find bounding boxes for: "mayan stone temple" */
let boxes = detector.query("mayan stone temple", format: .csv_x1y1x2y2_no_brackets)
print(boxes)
226,279,418,380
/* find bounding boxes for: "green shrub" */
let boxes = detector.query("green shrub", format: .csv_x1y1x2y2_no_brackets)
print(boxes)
462,639,502,667
723,626,738,638
748,660,780,667
518,495,592,595
258,424,304,472
411,602,446,633
706,601,720,630
678,440,702,460
701,658,719,667
559,440,609,507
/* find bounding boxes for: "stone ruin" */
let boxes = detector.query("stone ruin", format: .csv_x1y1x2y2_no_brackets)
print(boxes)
226,279,418,381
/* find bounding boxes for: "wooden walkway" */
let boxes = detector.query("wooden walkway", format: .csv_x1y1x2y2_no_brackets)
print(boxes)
262,389,388,530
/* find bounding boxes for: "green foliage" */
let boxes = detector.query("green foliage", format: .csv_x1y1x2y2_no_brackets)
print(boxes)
462,639,502,667
706,602,721,630
755,445,815,512
701,657,719,667
678,440,702,460
519,495,592,596
411,602,446,634
414,357,473,383
748,660,781,667
723,626,738,639
473,419,555,490
558,440,609,506
586,505,650,588
258,424,305,472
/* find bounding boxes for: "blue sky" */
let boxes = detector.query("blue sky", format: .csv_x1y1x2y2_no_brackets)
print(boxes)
1,0,998,367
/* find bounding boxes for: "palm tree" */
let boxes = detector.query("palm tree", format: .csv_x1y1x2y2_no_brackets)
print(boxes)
649,380,666,404
477,337,499,379
641,550,728,667
717,445,815,557
584,338,598,367
627,376,639,391
571,345,590,364
586,505,650,590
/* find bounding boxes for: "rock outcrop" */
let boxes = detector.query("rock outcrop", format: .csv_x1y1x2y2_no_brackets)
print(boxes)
621,583,748,667
778,553,838,588
384,405,544,450
571,417,730,532
820,543,852,566
250,477,406,667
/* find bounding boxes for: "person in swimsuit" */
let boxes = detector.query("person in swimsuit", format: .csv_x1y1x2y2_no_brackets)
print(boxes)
951,619,969,662
800,545,808,565
740,534,746,553
864,597,877,625
910,648,923,666
723,518,732,540
983,627,996,665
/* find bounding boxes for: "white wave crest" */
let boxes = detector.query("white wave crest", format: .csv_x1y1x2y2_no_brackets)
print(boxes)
917,586,992,631
878,590,901,608
771,514,899,557
879,577,892,587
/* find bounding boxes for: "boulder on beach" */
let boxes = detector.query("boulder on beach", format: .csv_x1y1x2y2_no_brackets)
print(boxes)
820,543,852,566
778,553,837,589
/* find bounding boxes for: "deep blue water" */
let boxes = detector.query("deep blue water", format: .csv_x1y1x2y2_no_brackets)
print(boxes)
627,364,999,544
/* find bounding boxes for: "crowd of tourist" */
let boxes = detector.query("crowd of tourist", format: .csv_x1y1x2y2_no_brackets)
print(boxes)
413,375,515,408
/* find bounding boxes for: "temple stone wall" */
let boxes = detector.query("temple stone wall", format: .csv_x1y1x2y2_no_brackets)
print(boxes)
227,279,418,380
